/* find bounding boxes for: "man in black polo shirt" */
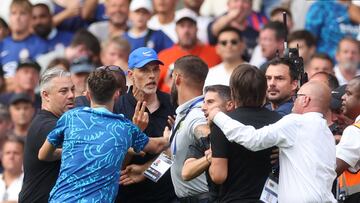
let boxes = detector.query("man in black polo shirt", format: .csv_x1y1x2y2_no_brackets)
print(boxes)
209,64,282,202
115,47,176,203
19,67,75,202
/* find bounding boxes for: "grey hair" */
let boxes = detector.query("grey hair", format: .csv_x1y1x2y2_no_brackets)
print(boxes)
40,67,71,92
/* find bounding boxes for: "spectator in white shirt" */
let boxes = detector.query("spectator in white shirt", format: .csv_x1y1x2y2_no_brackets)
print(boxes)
208,80,337,203
334,37,360,85
204,27,245,88
0,136,24,202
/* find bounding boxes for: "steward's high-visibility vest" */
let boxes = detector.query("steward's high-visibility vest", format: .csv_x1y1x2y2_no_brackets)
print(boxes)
338,121,360,197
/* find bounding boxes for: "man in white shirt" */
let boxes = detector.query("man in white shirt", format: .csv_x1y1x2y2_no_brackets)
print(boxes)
208,80,337,203
335,76,360,202
0,136,24,202
204,27,245,88
147,0,177,43
333,37,360,85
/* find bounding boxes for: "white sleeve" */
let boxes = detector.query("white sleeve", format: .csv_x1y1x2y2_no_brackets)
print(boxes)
336,126,360,168
213,112,296,151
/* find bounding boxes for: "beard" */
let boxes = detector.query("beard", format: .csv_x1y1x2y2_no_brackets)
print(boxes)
170,83,178,109
33,25,51,39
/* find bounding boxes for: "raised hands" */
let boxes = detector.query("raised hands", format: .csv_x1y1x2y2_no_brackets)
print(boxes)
132,101,149,131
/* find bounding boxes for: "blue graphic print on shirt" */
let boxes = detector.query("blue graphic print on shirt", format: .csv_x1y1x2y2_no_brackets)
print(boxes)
47,107,149,203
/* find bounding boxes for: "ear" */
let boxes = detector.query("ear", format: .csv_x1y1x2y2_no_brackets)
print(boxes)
86,90,91,101
114,89,120,99
225,100,235,112
174,72,182,86
291,79,298,92
41,90,50,102
302,96,311,108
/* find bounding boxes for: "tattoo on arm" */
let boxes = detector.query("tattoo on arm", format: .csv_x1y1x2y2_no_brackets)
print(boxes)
194,124,210,140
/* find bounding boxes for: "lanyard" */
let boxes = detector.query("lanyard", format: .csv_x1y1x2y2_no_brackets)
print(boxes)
171,97,204,156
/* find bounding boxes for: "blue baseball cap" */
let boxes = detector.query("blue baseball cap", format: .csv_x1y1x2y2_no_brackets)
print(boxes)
128,47,164,69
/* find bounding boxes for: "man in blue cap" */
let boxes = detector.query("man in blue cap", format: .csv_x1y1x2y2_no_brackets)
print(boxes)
116,47,176,203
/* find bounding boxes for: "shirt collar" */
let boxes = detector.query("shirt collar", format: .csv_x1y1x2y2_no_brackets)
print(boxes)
176,95,204,115
355,115,360,123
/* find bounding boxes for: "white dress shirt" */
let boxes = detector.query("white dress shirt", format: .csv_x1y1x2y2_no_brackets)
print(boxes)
336,115,360,172
213,112,337,203
0,173,24,202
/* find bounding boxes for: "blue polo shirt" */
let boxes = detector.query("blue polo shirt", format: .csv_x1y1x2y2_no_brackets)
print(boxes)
47,107,149,202
123,29,174,53
0,34,48,77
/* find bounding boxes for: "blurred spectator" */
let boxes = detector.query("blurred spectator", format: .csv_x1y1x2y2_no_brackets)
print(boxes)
306,53,335,78
158,10,221,93
0,104,12,149
334,37,360,85
200,0,227,17
123,0,173,53
265,57,298,116
0,18,9,42
0,65,6,94
88,0,129,42
52,0,106,32
0,136,24,203
0,0,48,78
288,30,316,67
305,1,359,61
270,7,293,31
310,72,339,91
47,57,70,71
204,27,245,87
208,0,267,54
250,21,286,69
101,37,130,70
8,93,35,137
176,0,213,44
37,29,101,71
31,0,74,52
70,57,95,97
0,60,42,109
148,0,178,43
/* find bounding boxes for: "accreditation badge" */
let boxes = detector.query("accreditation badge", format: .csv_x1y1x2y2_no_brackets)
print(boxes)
144,152,173,182
260,173,278,203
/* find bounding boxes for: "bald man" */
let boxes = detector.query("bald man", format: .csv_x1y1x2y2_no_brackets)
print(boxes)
208,81,337,202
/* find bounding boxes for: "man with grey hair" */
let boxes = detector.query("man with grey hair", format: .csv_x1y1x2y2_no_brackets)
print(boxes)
19,67,75,203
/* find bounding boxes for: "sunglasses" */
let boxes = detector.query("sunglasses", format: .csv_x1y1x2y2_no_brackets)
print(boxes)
219,39,240,46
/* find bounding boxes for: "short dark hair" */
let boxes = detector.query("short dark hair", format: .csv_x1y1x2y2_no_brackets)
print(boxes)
230,64,267,107
288,30,316,48
71,29,101,61
47,57,70,71
310,53,334,67
204,85,231,102
270,7,292,19
266,57,298,81
87,69,117,104
262,21,287,41
311,71,339,90
174,56,209,90
216,27,243,43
